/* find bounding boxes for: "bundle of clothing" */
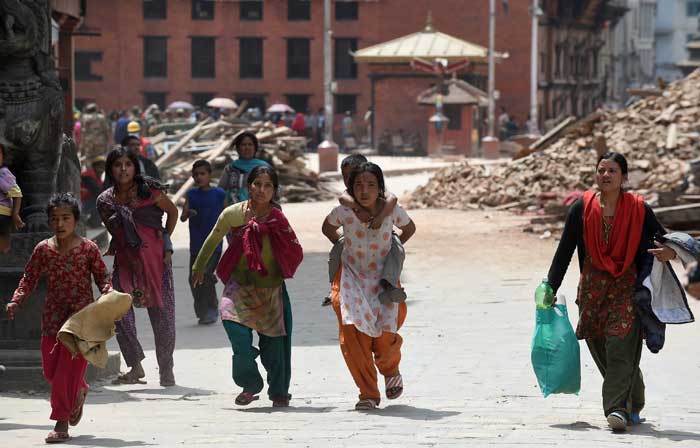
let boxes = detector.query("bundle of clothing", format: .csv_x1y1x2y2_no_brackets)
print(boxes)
634,232,697,353
58,291,133,368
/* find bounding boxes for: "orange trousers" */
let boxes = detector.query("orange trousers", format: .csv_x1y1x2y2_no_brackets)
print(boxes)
331,269,406,402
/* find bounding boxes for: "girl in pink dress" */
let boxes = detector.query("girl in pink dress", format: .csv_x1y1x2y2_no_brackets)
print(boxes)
97,148,178,386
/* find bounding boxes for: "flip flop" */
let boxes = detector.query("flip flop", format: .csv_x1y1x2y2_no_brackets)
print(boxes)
112,371,146,385
45,430,70,444
355,398,379,410
69,388,87,426
235,391,260,406
385,373,403,400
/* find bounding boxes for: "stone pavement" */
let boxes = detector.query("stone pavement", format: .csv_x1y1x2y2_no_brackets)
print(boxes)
3,173,700,447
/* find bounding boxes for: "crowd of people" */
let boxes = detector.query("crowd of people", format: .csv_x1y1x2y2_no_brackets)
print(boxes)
4,97,700,442
3,119,417,442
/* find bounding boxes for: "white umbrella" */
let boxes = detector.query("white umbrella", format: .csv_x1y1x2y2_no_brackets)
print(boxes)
267,103,295,114
207,97,238,109
167,101,195,110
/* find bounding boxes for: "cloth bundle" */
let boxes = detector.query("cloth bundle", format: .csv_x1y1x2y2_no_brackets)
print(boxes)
58,291,133,368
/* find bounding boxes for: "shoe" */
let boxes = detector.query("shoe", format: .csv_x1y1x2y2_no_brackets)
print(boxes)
321,296,332,307
272,394,291,408
607,411,627,431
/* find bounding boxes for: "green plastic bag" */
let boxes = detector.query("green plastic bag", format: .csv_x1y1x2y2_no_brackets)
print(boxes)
531,303,581,397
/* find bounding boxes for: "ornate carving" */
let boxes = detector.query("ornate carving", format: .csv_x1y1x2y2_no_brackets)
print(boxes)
0,0,64,233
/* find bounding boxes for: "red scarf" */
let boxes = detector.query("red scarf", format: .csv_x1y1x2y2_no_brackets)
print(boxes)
583,190,646,278
217,207,303,283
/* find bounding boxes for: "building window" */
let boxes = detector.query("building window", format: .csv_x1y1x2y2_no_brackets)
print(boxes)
444,104,462,131
335,1,358,20
234,93,267,112
335,94,357,115
240,1,263,20
191,92,214,109
143,36,167,78
239,38,263,79
285,94,310,113
334,38,357,79
191,37,216,78
143,92,167,110
75,51,103,81
287,38,310,79
192,0,214,20
143,0,166,20
687,1,700,16
288,0,310,20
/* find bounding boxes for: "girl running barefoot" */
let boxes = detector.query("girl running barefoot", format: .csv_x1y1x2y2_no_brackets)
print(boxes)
322,162,416,410
5,193,112,444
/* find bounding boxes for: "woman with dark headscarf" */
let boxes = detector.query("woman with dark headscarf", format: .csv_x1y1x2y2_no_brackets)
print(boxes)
218,132,271,205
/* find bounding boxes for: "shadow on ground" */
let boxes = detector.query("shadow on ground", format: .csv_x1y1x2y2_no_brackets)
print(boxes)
86,385,215,405
551,421,700,442
65,435,155,447
358,404,461,421
229,405,337,414
0,421,53,431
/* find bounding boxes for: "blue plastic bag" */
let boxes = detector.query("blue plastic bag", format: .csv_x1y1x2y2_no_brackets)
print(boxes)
531,303,581,397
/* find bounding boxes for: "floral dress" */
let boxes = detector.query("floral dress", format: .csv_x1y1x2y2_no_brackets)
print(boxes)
576,216,637,340
327,204,411,337
11,238,112,336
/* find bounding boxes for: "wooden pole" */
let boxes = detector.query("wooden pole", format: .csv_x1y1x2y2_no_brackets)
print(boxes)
155,117,212,168
171,131,243,204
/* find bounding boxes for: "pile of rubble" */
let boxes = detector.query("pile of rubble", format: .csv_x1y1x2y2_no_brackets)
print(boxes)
153,119,336,204
409,69,700,232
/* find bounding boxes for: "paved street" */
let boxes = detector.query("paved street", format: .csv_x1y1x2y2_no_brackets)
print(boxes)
3,172,700,447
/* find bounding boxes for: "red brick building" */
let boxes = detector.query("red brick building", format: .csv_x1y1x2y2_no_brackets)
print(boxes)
73,1,621,151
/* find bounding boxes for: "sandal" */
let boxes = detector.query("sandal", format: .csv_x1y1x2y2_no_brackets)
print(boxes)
235,391,260,406
355,398,379,410
69,388,87,426
112,371,146,385
272,395,291,408
385,373,403,400
45,430,71,444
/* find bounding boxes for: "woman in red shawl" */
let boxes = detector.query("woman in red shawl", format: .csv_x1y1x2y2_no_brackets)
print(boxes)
546,152,676,431
192,165,303,408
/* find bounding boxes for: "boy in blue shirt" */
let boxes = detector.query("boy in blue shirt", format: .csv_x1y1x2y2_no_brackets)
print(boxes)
181,160,226,324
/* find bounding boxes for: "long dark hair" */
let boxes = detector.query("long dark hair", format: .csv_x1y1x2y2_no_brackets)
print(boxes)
247,165,280,206
347,162,386,200
105,147,167,199
233,131,259,154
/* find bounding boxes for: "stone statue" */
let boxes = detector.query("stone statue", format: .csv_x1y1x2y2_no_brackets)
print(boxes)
0,0,65,233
